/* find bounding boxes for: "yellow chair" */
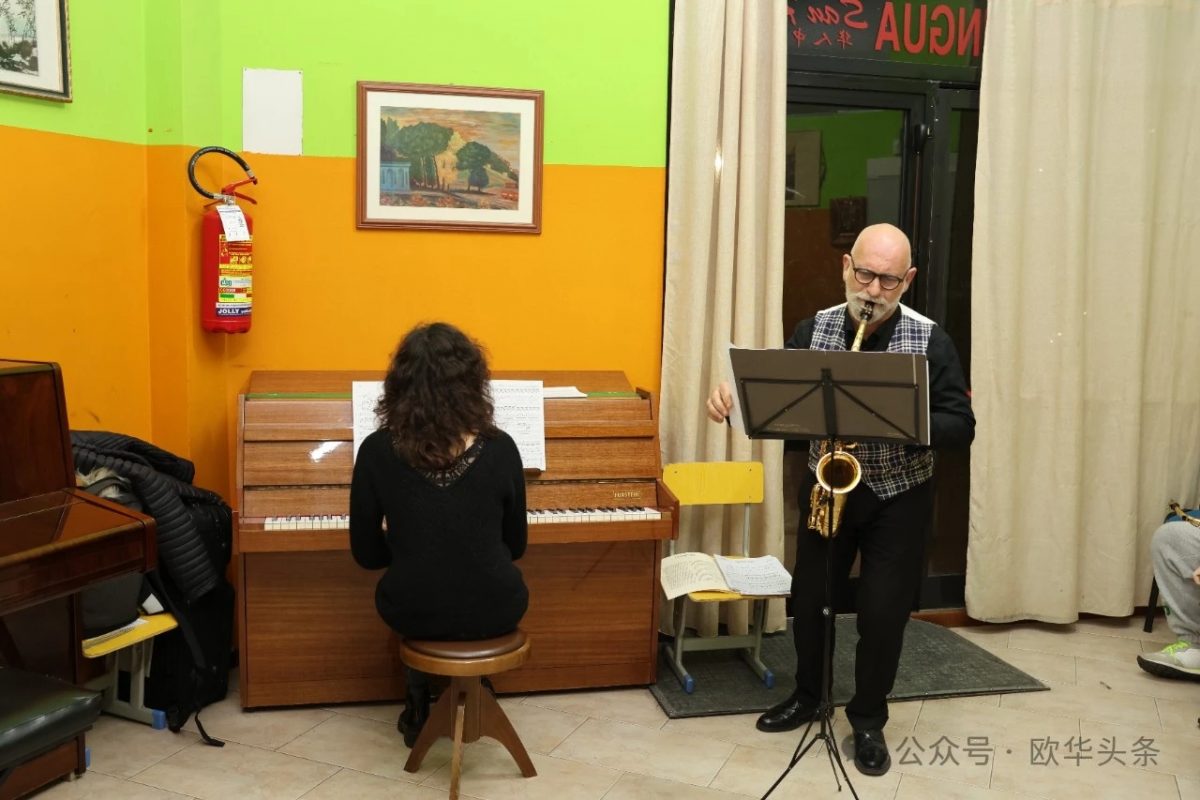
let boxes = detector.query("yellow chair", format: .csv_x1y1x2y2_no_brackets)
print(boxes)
81,613,178,729
662,461,780,694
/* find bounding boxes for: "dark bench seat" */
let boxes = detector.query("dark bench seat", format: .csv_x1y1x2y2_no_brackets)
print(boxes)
0,667,102,799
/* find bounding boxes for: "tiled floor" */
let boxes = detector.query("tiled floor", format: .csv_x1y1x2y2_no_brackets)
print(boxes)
31,616,1200,800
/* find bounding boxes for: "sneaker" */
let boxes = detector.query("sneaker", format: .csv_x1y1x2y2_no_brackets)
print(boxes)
1136,639,1200,681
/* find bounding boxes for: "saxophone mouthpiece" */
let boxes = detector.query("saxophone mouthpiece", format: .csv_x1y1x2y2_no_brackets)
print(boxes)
860,300,875,322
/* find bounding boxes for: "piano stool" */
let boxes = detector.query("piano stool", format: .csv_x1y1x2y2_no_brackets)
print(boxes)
0,667,102,799
400,630,537,800
662,462,777,694
81,613,178,729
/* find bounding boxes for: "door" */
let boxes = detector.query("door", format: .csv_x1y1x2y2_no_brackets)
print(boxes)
782,75,978,611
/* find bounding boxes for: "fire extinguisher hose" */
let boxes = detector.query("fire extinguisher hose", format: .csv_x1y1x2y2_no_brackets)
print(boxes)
187,146,257,200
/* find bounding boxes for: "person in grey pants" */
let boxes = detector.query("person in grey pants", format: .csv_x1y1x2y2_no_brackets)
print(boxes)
1137,520,1200,681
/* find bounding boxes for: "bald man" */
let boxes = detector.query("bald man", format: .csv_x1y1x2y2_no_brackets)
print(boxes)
707,224,975,777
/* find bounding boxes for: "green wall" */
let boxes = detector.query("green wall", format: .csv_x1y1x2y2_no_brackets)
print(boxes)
1,0,668,168
787,110,901,207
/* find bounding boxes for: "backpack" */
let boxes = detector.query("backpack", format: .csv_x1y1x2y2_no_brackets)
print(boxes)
71,431,234,744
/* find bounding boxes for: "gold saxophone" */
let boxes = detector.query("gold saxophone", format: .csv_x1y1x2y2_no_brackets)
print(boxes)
806,300,873,537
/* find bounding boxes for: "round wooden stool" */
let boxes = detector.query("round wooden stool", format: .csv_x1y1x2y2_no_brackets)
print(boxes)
400,629,536,799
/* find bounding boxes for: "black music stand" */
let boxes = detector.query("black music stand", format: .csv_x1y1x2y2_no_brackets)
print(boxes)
727,346,929,799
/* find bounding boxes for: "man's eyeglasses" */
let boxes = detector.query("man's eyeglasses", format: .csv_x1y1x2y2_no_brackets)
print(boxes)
850,258,904,291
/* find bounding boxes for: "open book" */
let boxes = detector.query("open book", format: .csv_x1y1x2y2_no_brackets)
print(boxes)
660,553,792,600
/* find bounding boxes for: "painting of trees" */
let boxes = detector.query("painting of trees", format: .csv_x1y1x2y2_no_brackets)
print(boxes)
0,0,38,75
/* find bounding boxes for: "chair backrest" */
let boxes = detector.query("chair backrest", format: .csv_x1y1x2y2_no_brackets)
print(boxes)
663,462,763,556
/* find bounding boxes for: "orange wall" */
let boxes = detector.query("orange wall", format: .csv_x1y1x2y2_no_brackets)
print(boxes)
0,125,153,439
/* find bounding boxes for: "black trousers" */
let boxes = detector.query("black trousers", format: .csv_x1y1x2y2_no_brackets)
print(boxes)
791,468,933,732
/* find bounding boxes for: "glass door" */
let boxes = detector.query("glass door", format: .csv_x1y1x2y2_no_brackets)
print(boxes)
782,76,979,612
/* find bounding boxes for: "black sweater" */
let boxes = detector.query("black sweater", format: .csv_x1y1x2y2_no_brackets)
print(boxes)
349,429,529,640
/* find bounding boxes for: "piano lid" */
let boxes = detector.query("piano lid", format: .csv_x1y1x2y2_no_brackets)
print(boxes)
0,490,147,565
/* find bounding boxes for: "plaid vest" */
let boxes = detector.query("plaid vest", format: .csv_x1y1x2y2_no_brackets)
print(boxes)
807,303,934,500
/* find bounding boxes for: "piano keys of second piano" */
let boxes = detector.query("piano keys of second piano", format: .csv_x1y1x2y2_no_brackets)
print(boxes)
526,506,662,524
264,515,350,531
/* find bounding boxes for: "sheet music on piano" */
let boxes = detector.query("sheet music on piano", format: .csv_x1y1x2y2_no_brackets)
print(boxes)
352,379,547,470
490,380,546,470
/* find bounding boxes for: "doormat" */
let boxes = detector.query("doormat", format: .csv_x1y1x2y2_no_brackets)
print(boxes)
650,617,1047,719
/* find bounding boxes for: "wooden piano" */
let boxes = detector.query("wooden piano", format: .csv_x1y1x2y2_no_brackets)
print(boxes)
235,370,678,708
0,359,156,799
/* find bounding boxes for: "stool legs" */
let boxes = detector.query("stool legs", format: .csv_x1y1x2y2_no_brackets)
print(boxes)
404,675,537,797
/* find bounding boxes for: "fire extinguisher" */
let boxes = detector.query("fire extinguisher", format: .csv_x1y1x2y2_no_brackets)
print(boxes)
189,146,258,333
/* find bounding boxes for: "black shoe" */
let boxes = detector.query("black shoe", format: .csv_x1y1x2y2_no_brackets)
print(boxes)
755,695,818,733
397,687,430,748
852,728,891,776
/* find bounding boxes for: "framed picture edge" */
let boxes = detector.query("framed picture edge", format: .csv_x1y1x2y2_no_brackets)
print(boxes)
355,80,543,234
0,0,72,102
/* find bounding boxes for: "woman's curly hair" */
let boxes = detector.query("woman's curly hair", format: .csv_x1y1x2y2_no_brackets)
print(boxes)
376,322,499,471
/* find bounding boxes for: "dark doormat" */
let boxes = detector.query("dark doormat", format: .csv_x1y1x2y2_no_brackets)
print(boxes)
650,616,1047,719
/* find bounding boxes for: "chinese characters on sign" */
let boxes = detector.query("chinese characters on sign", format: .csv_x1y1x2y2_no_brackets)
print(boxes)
894,736,1159,767
787,0,985,64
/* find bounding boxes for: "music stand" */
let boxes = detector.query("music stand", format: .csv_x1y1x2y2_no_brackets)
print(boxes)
727,346,929,799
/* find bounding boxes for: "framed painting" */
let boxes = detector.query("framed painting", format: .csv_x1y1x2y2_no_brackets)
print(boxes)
0,0,70,101
357,81,543,233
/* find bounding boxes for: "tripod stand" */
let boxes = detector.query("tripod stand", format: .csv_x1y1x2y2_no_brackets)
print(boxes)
760,416,858,799
725,347,928,800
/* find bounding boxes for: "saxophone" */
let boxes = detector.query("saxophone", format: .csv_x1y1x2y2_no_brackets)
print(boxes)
806,300,873,538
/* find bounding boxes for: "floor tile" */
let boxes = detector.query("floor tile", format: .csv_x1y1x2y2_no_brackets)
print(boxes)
603,771,751,798
662,712,797,754
999,682,1159,729
953,624,1015,652
87,715,198,779
1180,775,1200,800
983,646,1076,686
893,772,1043,800
278,712,450,782
550,717,733,786
178,693,334,750
329,701,404,725
989,740,1181,800
35,770,193,799
1076,653,1200,703
133,740,337,800
1080,718,1200,782
422,744,620,800
298,768,450,799
1009,627,1141,666
495,698,586,754
1073,617,1178,644
522,687,668,729
1155,697,1200,739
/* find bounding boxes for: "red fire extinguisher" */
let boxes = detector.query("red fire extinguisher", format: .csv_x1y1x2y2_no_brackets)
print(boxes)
189,146,258,333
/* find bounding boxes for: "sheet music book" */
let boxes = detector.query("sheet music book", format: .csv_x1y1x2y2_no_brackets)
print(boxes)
660,552,792,600
352,380,547,469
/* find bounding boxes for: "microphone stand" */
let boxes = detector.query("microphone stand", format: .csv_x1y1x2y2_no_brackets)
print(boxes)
761,369,858,800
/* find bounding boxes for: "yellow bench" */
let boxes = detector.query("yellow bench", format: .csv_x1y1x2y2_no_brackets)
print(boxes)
81,613,178,728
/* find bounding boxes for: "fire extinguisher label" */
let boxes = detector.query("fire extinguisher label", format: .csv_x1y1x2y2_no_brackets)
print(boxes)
216,235,253,317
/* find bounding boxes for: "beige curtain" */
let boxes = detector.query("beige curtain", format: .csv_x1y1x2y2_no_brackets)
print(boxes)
659,0,787,636
968,0,1200,622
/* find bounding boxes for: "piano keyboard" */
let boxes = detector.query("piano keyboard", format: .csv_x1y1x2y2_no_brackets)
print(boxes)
262,507,662,531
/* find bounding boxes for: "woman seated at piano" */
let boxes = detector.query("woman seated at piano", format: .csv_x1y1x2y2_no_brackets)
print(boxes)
349,321,529,748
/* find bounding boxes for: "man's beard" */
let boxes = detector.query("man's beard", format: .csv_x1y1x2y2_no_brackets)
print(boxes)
845,289,898,323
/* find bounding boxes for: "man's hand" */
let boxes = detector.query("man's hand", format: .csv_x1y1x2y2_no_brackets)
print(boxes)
706,381,733,423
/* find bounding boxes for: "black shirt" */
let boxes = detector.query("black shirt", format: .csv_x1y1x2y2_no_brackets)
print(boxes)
785,307,975,449
349,428,529,640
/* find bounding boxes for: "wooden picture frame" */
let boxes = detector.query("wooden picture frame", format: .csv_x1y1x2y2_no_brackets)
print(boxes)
356,81,544,233
0,0,70,101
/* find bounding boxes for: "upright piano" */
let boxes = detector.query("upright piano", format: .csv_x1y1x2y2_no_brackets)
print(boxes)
235,370,678,708
0,359,156,799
